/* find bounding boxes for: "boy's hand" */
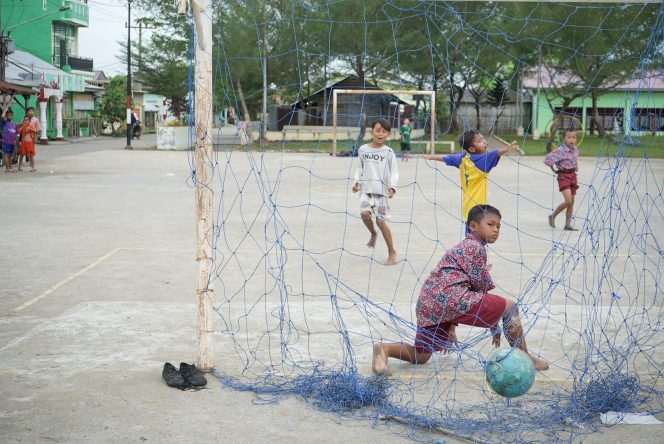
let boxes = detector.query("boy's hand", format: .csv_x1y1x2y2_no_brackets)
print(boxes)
490,327,501,347
352,182,360,193
506,141,519,153
387,188,395,198
443,325,459,354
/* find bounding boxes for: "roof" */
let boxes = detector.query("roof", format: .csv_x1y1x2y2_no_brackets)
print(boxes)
94,70,108,82
522,66,664,91
5,50,69,88
293,75,410,106
460,88,531,104
0,80,36,95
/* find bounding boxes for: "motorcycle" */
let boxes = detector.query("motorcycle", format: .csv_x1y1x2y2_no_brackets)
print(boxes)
131,120,142,140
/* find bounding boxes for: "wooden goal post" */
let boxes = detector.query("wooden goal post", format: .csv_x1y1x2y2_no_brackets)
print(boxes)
331,89,436,157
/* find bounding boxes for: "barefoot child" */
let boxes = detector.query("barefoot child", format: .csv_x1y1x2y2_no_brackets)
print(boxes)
352,118,399,265
18,116,37,172
425,130,518,223
544,129,579,231
2,109,19,173
372,204,549,373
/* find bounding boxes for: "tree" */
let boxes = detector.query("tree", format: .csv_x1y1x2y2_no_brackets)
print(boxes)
565,4,659,137
99,76,129,135
426,1,512,133
131,1,191,119
138,33,189,118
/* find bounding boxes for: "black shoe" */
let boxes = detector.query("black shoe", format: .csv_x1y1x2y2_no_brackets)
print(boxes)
179,362,207,387
162,362,186,388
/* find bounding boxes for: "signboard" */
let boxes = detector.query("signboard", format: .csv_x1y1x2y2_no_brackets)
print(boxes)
44,73,85,92
73,93,94,111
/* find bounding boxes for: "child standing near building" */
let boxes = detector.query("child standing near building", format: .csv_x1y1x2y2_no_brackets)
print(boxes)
2,109,19,173
25,107,42,140
18,116,37,172
544,129,579,231
352,119,399,265
399,118,412,162
371,204,549,374
425,130,518,222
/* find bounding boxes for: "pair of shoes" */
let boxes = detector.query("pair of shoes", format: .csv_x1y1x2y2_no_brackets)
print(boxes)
162,362,208,389
563,226,578,231
548,214,555,228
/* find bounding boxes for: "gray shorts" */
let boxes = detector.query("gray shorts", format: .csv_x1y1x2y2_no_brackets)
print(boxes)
359,193,391,220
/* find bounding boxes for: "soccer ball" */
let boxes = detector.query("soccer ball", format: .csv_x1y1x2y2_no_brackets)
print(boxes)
485,348,536,398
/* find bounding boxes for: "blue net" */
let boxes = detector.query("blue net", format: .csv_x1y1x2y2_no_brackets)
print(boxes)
185,1,664,442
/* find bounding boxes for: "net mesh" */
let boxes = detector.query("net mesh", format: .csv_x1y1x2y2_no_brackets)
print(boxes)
187,1,664,441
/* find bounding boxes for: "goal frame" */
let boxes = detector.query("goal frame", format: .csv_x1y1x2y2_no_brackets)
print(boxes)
331,89,436,157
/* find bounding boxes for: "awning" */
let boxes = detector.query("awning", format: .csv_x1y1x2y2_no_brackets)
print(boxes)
0,80,36,95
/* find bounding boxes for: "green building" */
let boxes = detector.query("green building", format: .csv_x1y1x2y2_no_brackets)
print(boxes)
1,0,95,140
524,68,664,137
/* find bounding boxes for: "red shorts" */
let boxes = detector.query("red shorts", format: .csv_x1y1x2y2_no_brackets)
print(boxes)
415,294,507,353
557,172,578,195
20,140,35,157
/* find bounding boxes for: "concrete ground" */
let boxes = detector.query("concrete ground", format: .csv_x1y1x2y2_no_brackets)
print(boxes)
1,134,662,443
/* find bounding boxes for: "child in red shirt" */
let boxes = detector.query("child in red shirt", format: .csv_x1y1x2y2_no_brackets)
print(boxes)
18,116,37,172
371,204,549,374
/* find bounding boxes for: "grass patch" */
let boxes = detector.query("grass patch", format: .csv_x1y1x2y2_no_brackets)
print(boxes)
239,133,663,158
497,134,664,158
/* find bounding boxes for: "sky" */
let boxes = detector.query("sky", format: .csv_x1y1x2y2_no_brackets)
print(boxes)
78,0,154,76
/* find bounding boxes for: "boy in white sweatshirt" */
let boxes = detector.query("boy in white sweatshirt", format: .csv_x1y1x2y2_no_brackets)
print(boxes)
352,119,399,265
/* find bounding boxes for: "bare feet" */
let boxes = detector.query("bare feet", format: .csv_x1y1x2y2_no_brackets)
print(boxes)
386,250,397,266
372,343,390,374
531,356,549,371
563,226,578,231
367,233,377,249
548,214,555,228
30,168,36,172
17,168,23,171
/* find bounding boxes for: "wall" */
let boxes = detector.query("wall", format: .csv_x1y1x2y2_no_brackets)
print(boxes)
530,89,664,135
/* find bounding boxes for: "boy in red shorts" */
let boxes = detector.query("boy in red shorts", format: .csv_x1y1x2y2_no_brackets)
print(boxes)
544,129,579,231
371,204,549,374
18,116,37,172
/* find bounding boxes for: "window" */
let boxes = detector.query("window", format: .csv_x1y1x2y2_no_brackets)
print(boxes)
586,108,623,132
553,108,582,131
631,108,664,132
52,23,76,68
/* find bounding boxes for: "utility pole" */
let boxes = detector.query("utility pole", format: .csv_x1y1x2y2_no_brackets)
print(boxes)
534,51,542,140
261,25,268,140
125,0,132,149
1,5,6,82
126,21,155,72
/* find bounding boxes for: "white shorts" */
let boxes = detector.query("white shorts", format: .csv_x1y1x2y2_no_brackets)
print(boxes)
359,193,391,220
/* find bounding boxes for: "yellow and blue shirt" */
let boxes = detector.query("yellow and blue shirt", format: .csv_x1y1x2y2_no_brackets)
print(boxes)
443,151,500,221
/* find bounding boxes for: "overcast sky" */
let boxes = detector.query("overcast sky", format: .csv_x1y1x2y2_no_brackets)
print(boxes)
78,0,154,76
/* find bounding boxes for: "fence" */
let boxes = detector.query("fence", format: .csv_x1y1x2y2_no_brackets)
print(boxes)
63,117,103,137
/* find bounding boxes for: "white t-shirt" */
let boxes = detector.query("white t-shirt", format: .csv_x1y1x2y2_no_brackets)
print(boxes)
354,144,399,196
